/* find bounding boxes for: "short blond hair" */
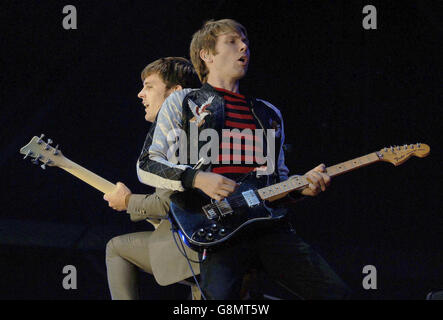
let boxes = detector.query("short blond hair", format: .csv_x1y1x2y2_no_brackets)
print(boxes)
190,19,248,83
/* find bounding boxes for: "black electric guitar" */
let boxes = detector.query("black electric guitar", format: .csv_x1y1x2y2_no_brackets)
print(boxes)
170,144,430,250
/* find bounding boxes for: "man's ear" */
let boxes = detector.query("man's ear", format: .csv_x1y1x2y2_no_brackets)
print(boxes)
171,84,183,92
200,49,212,63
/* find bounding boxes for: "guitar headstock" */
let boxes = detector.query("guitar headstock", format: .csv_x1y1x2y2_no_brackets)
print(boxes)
376,143,430,166
20,134,67,169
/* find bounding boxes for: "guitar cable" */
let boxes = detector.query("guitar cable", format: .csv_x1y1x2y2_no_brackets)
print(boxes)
168,218,204,264
165,158,212,300
169,218,207,300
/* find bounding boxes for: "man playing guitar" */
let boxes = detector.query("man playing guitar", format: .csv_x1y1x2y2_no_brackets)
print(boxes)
137,19,351,299
103,57,201,299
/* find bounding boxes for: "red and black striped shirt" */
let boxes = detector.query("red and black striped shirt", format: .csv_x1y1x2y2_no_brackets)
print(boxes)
211,87,265,177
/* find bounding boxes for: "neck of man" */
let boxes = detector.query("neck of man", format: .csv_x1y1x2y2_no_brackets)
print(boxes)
207,74,240,93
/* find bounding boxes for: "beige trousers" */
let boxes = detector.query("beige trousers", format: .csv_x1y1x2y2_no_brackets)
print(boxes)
105,231,154,300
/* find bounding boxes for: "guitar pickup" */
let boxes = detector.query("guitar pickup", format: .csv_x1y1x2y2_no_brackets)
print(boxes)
242,190,260,207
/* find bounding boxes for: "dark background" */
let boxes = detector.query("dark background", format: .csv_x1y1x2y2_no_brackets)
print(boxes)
0,0,441,300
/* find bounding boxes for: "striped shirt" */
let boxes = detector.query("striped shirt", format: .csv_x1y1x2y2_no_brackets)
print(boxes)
211,87,265,178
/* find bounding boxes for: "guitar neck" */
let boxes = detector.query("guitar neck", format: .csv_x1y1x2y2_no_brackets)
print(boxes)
325,152,381,177
257,152,381,201
59,158,116,194
21,134,429,204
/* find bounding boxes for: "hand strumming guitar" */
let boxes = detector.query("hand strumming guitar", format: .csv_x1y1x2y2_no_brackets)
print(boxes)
193,171,238,201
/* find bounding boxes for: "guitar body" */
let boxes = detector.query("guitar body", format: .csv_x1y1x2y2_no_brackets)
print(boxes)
170,174,286,251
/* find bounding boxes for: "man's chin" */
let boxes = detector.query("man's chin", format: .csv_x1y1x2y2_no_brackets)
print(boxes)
145,114,154,123
237,67,248,78
234,71,247,81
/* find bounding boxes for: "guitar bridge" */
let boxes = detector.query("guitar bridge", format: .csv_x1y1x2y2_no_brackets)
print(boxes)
217,199,234,217
202,199,233,219
202,204,218,220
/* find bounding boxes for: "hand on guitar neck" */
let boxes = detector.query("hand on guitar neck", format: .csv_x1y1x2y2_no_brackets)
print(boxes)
299,163,331,197
103,182,132,211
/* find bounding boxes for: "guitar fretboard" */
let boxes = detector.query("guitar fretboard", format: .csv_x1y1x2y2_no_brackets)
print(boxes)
257,152,381,201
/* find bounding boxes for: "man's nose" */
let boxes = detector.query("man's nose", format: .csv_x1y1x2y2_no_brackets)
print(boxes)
137,90,143,98
240,42,249,53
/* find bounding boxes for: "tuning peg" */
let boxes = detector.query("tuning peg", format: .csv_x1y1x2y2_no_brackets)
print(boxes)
37,134,45,144
384,147,388,152
23,150,33,159
403,144,408,149
417,142,421,148
53,144,60,155
44,139,53,150
40,159,52,170
31,154,42,165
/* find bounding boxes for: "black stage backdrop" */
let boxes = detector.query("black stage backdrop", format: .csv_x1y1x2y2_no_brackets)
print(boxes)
0,0,441,300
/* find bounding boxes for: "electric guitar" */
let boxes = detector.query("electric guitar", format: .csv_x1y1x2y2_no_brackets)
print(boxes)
19,134,161,228
169,143,430,250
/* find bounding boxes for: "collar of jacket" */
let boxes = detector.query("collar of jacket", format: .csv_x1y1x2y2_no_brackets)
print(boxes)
197,83,279,133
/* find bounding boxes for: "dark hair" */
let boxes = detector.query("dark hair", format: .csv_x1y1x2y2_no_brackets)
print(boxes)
141,57,201,89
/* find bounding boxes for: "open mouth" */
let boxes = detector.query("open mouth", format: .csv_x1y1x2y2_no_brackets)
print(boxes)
238,56,248,65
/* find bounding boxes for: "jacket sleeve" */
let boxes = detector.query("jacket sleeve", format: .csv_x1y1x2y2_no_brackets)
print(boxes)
136,89,199,191
257,99,306,203
126,188,173,223
256,99,289,181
